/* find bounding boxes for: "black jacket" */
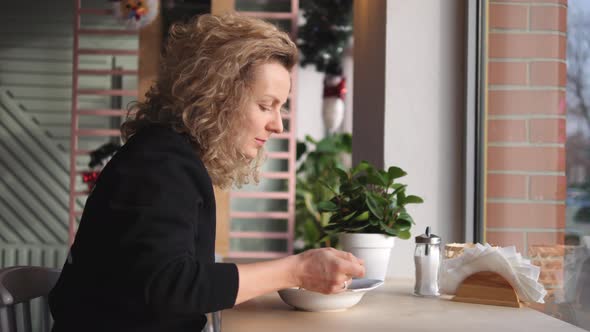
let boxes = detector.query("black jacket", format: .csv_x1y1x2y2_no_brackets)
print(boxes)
49,125,239,332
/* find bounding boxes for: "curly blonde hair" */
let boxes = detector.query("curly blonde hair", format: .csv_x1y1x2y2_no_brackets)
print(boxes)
121,13,298,189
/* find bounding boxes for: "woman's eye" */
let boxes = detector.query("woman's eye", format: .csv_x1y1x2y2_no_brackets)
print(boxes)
259,105,271,112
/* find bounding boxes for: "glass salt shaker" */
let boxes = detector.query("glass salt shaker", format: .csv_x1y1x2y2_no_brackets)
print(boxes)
414,226,441,297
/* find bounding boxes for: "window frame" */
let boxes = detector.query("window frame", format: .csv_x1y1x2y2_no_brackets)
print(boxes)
464,0,487,243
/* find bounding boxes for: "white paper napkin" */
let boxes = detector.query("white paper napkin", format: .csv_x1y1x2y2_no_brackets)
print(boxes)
440,243,547,303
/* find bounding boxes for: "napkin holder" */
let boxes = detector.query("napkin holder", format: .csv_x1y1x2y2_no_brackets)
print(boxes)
451,271,522,308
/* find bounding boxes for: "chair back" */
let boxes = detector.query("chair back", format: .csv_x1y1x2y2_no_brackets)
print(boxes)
0,266,60,332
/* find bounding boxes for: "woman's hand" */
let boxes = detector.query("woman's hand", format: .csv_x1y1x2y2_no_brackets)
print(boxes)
234,247,365,305
293,247,365,294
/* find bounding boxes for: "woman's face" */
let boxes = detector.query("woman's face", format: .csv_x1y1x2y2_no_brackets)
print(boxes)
238,62,291,159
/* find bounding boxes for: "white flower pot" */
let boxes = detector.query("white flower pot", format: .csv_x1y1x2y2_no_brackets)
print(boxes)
339,233,395,281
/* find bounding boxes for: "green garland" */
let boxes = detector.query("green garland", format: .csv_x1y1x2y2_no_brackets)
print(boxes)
298,0,353,75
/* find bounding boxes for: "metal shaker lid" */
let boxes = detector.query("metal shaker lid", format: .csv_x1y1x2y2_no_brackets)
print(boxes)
415,226,441,244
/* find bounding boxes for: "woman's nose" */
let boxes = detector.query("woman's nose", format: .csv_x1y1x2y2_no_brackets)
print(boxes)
267,110,284,134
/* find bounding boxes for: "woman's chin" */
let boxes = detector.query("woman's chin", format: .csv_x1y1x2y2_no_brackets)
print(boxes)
243,150,258,160
239,146,264,161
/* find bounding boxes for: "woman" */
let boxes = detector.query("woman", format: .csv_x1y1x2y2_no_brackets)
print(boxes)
49,13,364,332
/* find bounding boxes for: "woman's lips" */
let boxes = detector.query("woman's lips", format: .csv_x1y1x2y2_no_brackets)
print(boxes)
255,138,266,146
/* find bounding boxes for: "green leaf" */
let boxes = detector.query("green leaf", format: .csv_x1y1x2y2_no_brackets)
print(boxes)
320,209,331,225
317,200,338,212
397,211,415,224
295,187,307,198
366,194,384,219
355,175,368,185
316,137,338,152
387,166,407,180
324,223,342,231
378,170,390,184
305,135,318,144
340,133,352,152
352,160,371,176
345,221,370,232
318,179,339,195
372,194,388,206
378,221,398,236
391,184,407,196
353,211,370,221
340,182,361,194
405,195,424,204
397,191,407,205
296,141,307,161
303,220,320,243
397,230,412,240
341,210,357,221
366,171,386,186
333,167,349,182
393,219,412,232
303,192,320,219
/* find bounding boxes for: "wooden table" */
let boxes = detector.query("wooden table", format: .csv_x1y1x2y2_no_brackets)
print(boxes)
221,279,585,332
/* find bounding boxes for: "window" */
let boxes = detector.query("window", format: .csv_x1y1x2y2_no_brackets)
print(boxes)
477,0,589,328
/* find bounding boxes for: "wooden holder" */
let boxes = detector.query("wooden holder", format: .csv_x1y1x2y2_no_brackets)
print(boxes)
451,271,522,308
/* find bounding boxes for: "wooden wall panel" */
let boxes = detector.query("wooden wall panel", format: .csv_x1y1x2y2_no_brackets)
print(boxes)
211,0,235,258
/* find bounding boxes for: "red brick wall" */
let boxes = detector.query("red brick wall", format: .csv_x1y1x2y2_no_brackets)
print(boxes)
486,0,567,254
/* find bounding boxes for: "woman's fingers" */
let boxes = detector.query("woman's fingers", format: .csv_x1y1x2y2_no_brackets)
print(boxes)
295,248,366,294
330,251,365,279
328,248,365,267
323,250,364,293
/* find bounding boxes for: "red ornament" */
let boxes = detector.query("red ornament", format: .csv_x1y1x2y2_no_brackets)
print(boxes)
322,76,347,133
323,77,347,99
82,171,101,191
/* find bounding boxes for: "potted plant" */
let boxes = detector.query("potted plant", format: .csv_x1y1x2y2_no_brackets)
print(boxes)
317,160,424,280
295,133,352,252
